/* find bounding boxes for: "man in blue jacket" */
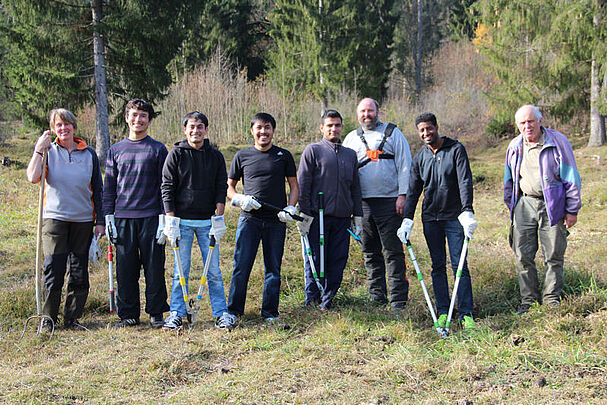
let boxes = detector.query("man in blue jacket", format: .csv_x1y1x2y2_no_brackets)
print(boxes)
397,112,477,329
297,109,363,310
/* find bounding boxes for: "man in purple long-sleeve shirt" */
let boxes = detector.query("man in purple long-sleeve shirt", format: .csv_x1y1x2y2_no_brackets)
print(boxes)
297,109,363,310
103,98,169,328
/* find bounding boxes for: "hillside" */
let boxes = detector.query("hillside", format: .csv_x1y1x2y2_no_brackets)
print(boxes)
0,131,606,404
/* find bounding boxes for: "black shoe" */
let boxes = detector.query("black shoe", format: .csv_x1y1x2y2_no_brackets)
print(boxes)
114,318,140,328
150,314,164,329
64,319,84,330
38,318,54,334
517,304,531,316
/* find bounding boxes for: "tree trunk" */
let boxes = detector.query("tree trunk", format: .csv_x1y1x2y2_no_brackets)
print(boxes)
415,0,423,96
91,0,110,165
589,6,606,147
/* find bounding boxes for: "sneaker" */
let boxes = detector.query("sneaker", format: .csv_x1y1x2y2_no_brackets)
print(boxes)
437,314,448,329
114,318,140,328
163,311,183,330
215,313,235,330
150,314,164,329
461,315,475,330
38,318,54,334
546,301,560,309
517,304,531,316
264,316,279,325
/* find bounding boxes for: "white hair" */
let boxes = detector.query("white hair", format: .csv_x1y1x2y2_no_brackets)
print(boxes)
515,104,543,122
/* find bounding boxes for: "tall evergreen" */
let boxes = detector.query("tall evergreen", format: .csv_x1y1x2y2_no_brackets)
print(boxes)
1,0,202,160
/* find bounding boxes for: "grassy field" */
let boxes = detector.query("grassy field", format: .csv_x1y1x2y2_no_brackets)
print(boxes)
1,130,606,404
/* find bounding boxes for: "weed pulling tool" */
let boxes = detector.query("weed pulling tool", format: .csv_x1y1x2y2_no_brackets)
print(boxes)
404,240,443,337
318,192,325,283
107,242,116,312
188,235,217,326
27,147,55,338
172,240,192,322
347,228,362,246
301,234,325,295
251,197,304,221
443,236,470,338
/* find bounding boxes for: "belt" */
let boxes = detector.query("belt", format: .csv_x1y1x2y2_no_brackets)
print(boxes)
522,192,544,200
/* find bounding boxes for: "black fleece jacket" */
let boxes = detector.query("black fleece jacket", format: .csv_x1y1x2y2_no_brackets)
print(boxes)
403,136,474,222
161,139,227,220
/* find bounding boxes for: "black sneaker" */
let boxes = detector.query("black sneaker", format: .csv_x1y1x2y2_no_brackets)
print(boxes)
150,314,164,329
517,304,531,316
114,318,140,328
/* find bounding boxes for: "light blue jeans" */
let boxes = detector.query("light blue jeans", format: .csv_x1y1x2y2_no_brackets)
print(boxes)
170,219,227,318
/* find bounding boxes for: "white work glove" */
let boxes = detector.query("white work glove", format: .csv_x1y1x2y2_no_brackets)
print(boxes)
163,215,181,247
296,212,314,236
458,211,478,239
397,218,414,243
105,214,118,244
277,205,297,222
352,216,363,238
231,193,262,212
88,234,102,265
156,214,166,245
210,214,227,242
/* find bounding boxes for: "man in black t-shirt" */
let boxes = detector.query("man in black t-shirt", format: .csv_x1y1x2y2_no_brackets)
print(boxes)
227,112,299,323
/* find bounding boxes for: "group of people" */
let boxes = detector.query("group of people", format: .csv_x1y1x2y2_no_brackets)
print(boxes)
26,96,581,333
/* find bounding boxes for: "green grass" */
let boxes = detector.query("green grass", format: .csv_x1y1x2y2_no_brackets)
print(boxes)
1,132,607,403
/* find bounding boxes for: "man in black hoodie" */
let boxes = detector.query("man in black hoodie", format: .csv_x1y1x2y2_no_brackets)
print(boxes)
160,111,233,330
397,113,478,329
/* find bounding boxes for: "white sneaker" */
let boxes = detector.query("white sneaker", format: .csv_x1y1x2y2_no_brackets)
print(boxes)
163,311,183,330
264,316,279,324
215,313,235,330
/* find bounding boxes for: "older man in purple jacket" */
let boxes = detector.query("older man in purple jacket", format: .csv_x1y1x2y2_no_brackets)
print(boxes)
297,109,363,310
504,104,581,315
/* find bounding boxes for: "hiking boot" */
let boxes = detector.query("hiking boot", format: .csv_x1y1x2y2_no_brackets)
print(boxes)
114,318,140,328
437,313,448,329
461,315,475,330
517,304,531,316
38,318,54,334
150,314,164,329
215,313,235,330
163,311,183,330
64,319,84,330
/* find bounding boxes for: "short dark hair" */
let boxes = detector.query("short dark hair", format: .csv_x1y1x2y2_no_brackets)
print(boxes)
182,111,208,128
415,112,438,128
321,109,343,124
125,98,156,120
250,112,276,130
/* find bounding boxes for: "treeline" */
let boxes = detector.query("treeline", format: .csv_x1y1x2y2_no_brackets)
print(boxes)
0,0,605,154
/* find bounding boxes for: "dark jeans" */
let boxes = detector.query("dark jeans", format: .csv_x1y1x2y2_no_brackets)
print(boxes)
422,220,473,318
228,216,286,318
304,215,350,309
361,198,409,309
115,216,169,320
41,219,93,323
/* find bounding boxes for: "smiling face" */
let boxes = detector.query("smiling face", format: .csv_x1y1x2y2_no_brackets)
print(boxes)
52,118,75,144
320,116,343,143
184,118,207,149
251,120,274,150
356,98,378,130
416,121,440,147
515,106,542,143
126,108,151,139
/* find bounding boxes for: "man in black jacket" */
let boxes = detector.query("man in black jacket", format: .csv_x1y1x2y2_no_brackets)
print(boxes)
160,111,233,330
397,113,478,329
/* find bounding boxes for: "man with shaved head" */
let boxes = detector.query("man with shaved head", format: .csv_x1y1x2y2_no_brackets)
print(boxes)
504,104,581,315
343,98,412,313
